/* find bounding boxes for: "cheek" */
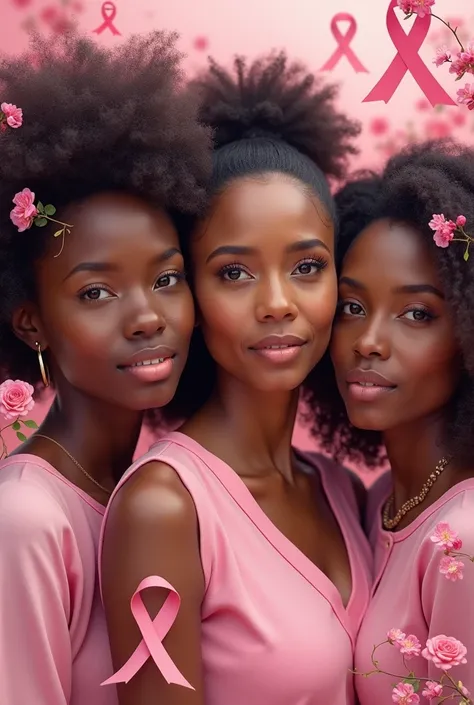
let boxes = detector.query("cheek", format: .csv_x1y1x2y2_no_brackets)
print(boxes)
306,277,338,332
165,288,195,335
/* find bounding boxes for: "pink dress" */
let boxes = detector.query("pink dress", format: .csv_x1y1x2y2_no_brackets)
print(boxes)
99,431,373,705
355,472,474,704
0,455,117,705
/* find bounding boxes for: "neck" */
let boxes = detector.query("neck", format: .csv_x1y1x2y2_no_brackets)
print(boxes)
40,386,143,485
186,371,300,481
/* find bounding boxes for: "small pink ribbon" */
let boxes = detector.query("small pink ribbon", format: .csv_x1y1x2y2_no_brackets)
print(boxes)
363,0,455,106
101,576,194,690
93,1,121,36
320,13,368,73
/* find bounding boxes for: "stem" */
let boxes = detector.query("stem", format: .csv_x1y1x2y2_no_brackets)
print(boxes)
430,13,465,52
0,416,19,459
45,215,73,228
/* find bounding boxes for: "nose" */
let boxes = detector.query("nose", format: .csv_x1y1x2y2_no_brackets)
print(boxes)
255,274,298,323
123,291,166,340
353,315,390,360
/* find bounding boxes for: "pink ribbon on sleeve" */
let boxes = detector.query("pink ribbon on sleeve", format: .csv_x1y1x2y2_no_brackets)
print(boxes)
363,0,455,106
101,576,194,690
320,13,368,73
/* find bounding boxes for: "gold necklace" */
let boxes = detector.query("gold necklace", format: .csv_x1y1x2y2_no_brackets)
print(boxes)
383,456,451,530
34,434,113,496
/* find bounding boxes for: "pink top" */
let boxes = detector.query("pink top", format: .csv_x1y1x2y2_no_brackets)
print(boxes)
355,471,474,703
0,455,117,705
99,431,373,705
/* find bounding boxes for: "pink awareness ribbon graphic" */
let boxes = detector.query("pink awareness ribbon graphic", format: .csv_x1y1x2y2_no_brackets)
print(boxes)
93,1,121,36
363,0,455,106
101,576,194,689
320,13,368,73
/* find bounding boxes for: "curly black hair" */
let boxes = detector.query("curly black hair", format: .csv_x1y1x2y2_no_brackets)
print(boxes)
302,140,474,468
0,30,211,390
164,51,360,423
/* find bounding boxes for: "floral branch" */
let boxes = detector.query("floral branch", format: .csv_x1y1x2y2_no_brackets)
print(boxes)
429,214,474,261
10,188,73,257
0,380,38,460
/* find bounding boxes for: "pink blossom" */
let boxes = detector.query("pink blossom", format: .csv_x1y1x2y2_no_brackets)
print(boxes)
399,635,422,659
456,215,467,228
0,102,23,128
439,555,464,581
450,44,474,79
430,522,462,550
10,188,38,232
0,380,35,420
422,635,467,671
370,117,390,136
416,98,430,111
397,0,434,18
433,46,452,67
388,628,406,644
424,119,452,139
457,83,474,110
421,681,443,700
391,682,420,704
452,111,467,127
428,215,456,248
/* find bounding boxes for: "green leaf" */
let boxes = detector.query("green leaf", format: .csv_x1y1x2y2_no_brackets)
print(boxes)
16,432,27,443
34,217,48,227
23,419,38,428
44,204,56,216
36,201,44,213
464,250,470,261
53,229,63,238
12,421,21,431
403,678,420,692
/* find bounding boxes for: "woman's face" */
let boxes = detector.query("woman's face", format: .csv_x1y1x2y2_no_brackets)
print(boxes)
190,174,337,393
330,219,461,432
14,192,194,410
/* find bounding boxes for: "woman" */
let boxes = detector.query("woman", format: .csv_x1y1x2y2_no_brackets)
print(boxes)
311,141,474,701
100,53,372,705
0,31,210,704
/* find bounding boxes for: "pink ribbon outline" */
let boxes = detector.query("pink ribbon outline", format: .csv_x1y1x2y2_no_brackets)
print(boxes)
363,0,455,106
320,13,368,73
93,1,121,36
101,576,194,690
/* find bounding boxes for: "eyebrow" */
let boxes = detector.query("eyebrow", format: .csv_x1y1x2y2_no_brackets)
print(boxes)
64,247,181,281
339,277,444,299
206,238,330,264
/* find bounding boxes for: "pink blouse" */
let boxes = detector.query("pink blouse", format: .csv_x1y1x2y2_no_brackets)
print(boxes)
355,472,474,703
0,455,117,705
99,431,373,705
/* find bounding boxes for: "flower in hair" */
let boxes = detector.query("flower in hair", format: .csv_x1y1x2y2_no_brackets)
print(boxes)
0,102,23,129
429,213,473,260
10,188,73,257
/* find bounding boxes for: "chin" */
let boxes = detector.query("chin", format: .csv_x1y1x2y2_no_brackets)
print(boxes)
346,408,390,432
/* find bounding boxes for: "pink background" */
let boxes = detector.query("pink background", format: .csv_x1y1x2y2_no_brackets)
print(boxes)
2,0,474,473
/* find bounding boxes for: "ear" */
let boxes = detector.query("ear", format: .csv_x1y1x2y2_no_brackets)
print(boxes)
11,303,48,352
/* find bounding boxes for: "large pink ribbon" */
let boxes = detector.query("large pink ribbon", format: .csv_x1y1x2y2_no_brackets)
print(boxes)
363,0,455,106
101,576,194,689
320,13,368,73
93,1,121,36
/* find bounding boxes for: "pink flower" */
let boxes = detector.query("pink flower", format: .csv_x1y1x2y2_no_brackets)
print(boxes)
433,46,452,67
422,635,467,671
399,635,422,659
421,682,443,700
452,111,467,127
457,83,474,110
397,0,434,18
428,215,456,248
439,555,464,581
450,44,474,79
456,215,467,228
370,117,390,136
392,682,420,704
424,119,452,139
430,522,462,550
415,98,430,111
10,188,38,232
0,102,23,128
0,379,35,421
388,628,406,644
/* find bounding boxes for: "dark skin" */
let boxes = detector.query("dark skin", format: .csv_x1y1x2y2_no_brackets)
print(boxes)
331,219,472,530
12,192,194,503
102,174,356,705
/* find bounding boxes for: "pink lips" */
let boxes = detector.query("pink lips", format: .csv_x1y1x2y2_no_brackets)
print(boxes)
118,345,176,384
249,334,306,365
345,368,397,402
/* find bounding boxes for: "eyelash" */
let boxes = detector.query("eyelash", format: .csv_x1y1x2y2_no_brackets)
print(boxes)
78,270,185,302
339,301,436,322
217,256,328,282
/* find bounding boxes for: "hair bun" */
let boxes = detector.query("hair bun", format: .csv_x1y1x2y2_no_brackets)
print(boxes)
192,51,360,179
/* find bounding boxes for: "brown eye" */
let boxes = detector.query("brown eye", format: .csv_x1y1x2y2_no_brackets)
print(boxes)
155,272,182,289
341,301,364,316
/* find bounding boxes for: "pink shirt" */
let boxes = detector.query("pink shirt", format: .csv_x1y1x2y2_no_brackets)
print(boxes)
0,455,117,705
355,471,474,703
99,432,373,705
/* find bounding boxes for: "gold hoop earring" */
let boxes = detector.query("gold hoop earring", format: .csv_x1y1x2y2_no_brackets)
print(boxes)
35,342,50,388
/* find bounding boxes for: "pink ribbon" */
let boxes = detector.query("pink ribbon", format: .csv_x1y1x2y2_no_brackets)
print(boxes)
320,13,368,73
101,576,194,690
93,1,121,36
363,0,455,106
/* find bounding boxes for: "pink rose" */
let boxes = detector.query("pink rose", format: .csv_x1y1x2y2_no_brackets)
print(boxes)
10,188,38,232
0,102,23,128
422,635,468,671
0,380,35,421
